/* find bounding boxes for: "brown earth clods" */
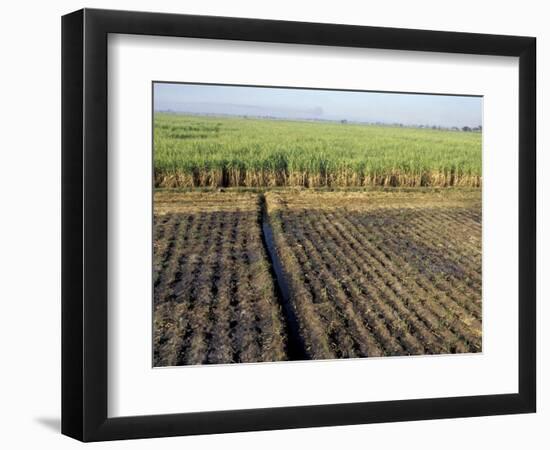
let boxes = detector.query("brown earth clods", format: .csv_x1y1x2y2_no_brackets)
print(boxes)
153,189,482,366
153,191,287,367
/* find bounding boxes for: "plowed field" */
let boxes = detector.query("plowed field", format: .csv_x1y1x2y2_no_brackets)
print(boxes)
266,190,482,359
153,192,287,366
153,189,482,366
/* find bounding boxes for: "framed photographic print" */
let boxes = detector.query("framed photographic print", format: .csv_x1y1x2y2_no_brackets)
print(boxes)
61,8,536,442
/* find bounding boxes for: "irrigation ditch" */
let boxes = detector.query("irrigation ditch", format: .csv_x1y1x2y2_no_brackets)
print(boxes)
259,193,309,361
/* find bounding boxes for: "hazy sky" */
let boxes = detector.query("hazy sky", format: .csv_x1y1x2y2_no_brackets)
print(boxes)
154,83,482,128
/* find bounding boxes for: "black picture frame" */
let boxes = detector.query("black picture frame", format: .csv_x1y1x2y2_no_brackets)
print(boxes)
61,8,536,442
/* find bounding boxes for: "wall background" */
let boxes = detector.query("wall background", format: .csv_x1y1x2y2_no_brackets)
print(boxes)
0,1,545,448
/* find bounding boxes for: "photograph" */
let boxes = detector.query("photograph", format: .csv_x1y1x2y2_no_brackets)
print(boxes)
152,82,483,367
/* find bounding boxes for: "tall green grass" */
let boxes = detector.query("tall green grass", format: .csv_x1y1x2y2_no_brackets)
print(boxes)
154,113,482,188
